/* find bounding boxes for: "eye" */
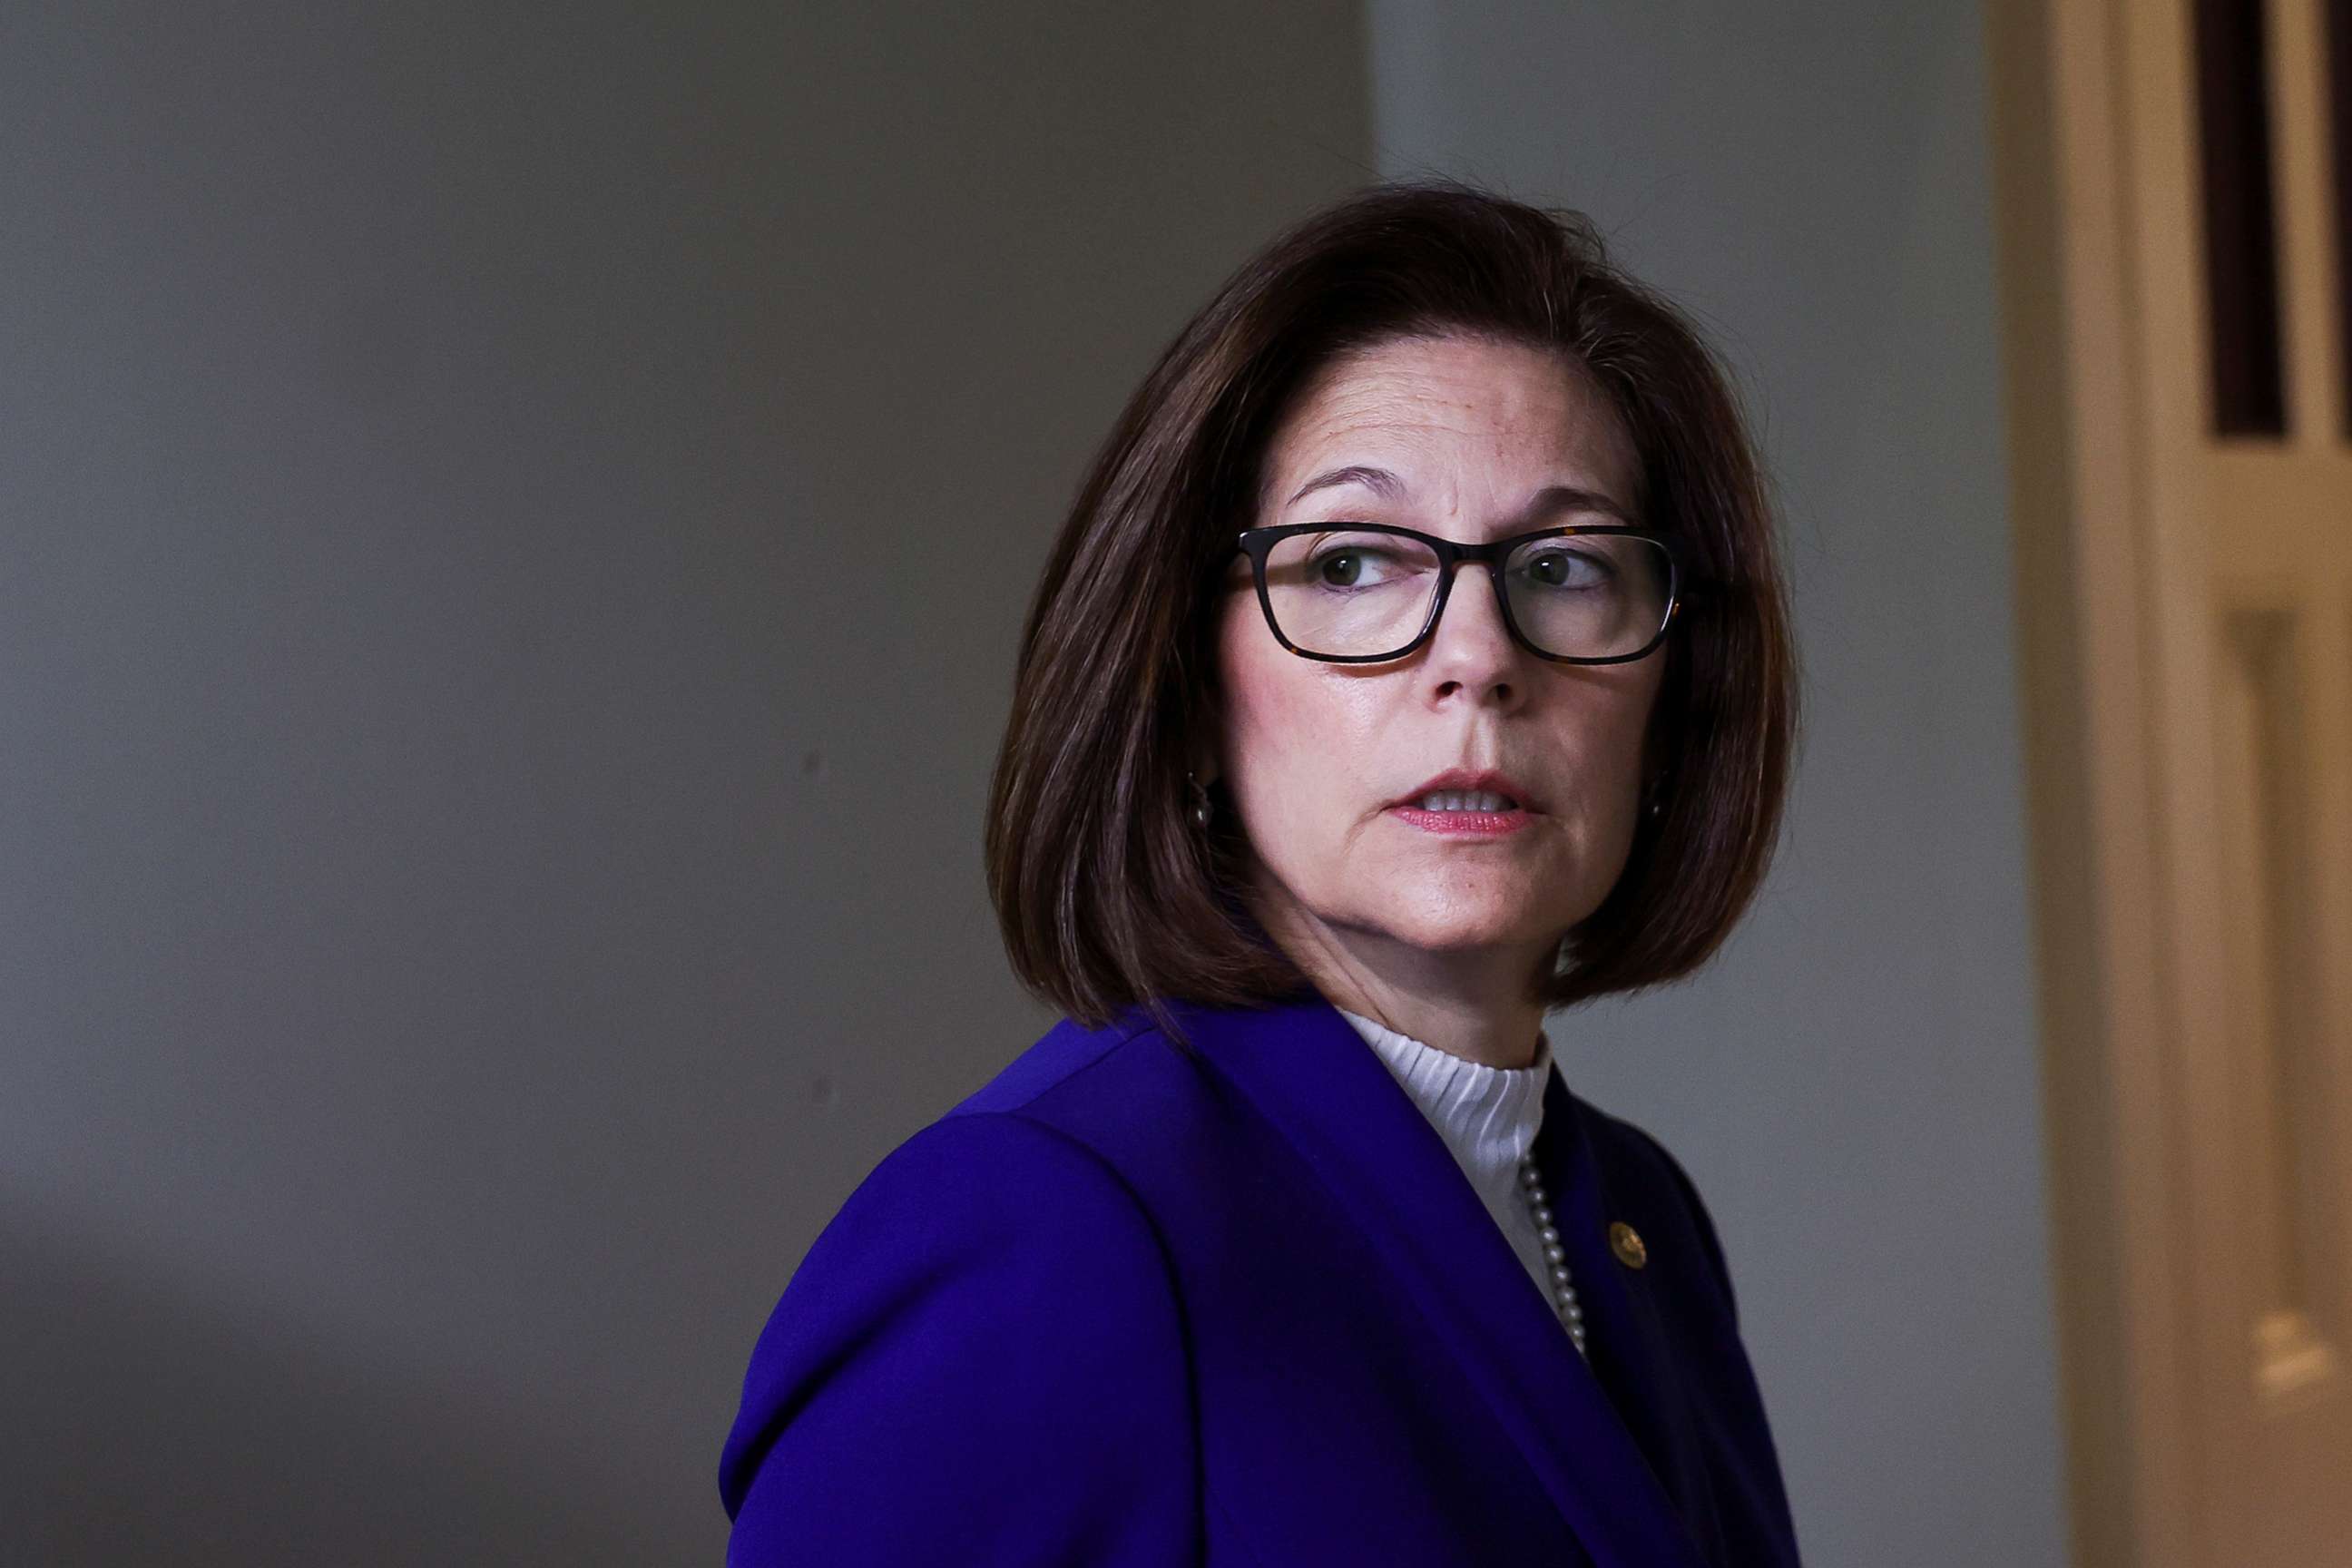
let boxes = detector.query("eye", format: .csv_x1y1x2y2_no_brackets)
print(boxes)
1308,542,1410,589
1518,546,1614,590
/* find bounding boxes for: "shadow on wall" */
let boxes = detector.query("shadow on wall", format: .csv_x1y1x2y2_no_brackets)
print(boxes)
2,1205,671,1567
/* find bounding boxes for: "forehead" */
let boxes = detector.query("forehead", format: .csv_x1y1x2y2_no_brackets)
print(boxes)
1261,332,1637,501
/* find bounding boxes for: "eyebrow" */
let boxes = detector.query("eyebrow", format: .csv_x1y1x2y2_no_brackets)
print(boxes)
1284,465,1636,524
1285,464,1407,506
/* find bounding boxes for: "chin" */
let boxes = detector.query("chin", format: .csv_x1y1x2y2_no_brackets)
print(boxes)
1374,898,1560,954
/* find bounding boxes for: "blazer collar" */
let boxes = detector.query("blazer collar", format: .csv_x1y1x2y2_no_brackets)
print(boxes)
1158,988,1710,1568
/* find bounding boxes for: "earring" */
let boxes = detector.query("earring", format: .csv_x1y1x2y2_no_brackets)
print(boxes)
1188,769,1213,829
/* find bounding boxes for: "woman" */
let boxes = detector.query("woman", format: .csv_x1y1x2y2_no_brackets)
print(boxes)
718,180,1802,1567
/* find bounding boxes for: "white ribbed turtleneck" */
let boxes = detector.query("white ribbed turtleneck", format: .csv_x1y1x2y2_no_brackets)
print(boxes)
1333,1007,1563,1324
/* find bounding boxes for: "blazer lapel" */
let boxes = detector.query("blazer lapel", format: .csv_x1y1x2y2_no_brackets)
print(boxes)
1167,992,1710,1568
1537,1066,1729,1556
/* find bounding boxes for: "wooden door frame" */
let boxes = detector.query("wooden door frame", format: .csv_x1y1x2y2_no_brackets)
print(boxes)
1984,1,2206,1563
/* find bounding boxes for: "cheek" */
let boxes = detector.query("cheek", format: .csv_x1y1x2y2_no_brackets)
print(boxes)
1219,619,1298,773
1216,611,1357,815
1527,670,1662,839
1590,670,1667,807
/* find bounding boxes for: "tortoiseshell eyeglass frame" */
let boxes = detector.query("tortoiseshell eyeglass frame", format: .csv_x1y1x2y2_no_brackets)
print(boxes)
1226,521,1681,666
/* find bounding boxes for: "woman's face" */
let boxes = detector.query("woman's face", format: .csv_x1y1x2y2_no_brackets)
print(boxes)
1210,331,1666,989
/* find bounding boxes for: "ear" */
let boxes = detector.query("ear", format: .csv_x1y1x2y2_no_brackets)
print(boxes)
1188,677,1224,790
1190,743,1220,791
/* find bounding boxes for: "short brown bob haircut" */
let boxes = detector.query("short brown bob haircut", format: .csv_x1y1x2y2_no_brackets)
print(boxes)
985,179,1798,1050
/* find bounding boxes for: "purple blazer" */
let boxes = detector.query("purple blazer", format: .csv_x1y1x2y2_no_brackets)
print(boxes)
718,988,1803,1566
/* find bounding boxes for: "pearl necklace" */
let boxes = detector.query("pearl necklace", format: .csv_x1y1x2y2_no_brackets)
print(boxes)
1518,1152,1587,1357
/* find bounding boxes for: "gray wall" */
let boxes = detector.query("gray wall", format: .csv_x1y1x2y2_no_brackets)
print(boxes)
1370,3,2070,1565
0,4,1367,1560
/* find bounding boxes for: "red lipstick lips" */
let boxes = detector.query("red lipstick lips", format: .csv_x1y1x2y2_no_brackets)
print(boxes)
1390,769,1544,813
1387,769,1542,838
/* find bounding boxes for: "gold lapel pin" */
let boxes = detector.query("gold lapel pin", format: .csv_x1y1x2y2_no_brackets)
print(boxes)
1609,1220,1648,1269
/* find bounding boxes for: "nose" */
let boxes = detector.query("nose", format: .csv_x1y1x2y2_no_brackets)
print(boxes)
1419,562,1524,703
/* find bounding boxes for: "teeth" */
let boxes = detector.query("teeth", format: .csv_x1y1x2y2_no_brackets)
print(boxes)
1417,790,1514,812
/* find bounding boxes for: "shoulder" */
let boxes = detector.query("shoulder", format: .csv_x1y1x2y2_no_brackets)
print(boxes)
718,1107,1193,1539
935,1006,1220,1180
746,1007,1200,1389
735,1106,1179,1378
789,1107,1167,1276
943,1005,1183,1120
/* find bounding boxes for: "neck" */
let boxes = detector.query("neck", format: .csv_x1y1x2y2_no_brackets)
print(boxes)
1328,987,1548,1072
1252,892,1554,1072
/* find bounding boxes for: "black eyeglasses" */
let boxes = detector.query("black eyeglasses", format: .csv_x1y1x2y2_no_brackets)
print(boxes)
1228,522,1681,665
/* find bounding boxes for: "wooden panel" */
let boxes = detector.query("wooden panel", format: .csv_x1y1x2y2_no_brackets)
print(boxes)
2328,0,2352,434
2213,606,2335,1404
1994,0,2352,1559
